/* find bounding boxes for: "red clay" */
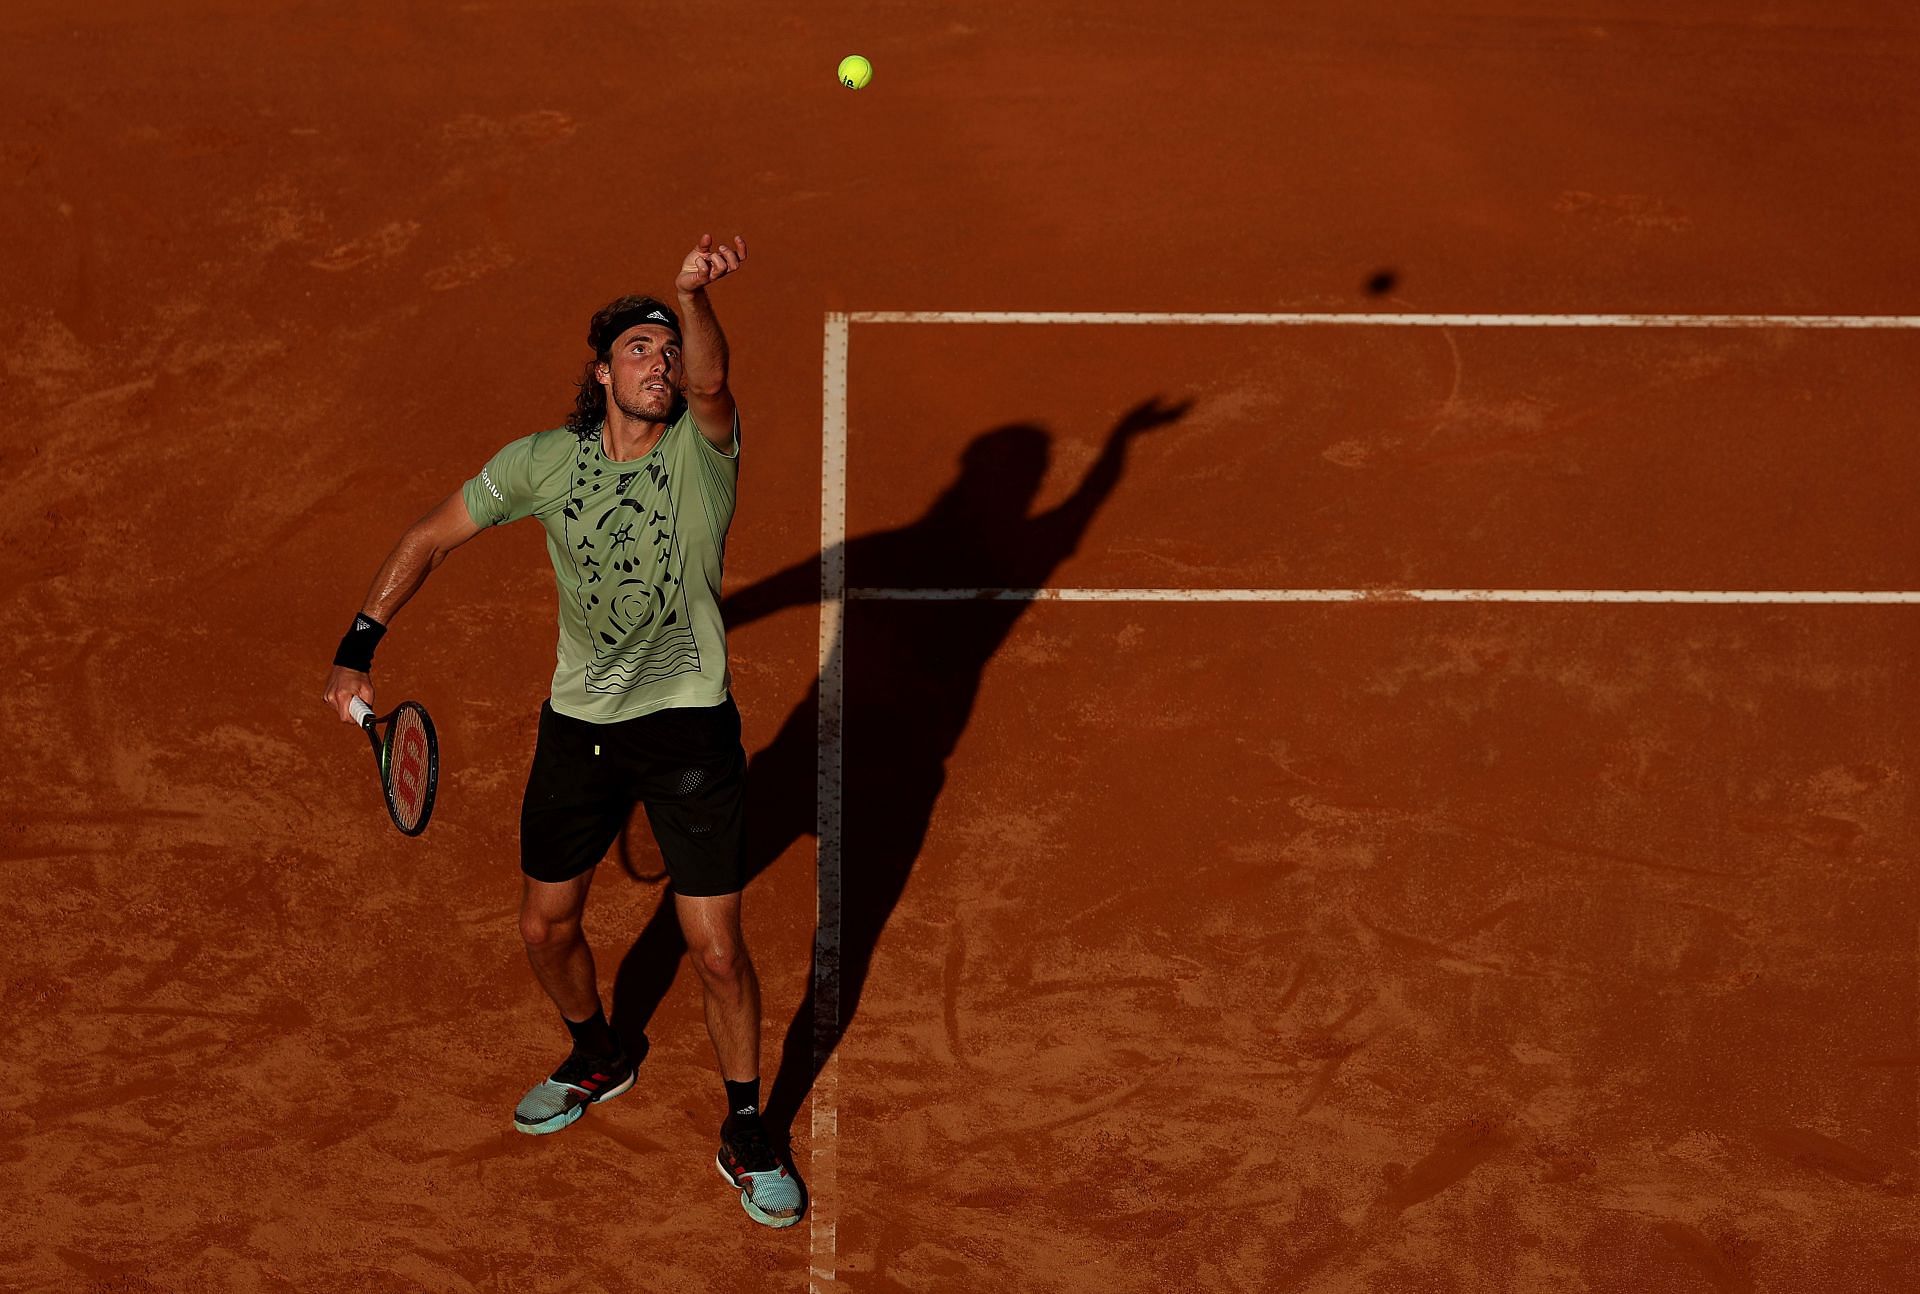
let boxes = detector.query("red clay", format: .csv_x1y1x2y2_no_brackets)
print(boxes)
2,2,1916,1291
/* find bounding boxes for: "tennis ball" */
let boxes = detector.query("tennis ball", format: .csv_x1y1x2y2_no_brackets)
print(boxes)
838,55,872,90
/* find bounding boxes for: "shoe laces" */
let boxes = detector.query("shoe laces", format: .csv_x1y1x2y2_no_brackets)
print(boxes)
552,1046,627,1088
725,1114,781,1173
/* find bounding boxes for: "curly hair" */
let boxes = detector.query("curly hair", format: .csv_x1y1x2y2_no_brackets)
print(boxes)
565,357,608,440
566,294,683,439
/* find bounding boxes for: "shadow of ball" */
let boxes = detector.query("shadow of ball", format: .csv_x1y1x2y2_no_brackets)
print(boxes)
1365,270,1398,296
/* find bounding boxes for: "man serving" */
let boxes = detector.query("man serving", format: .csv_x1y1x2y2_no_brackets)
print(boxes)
322,234,802,1229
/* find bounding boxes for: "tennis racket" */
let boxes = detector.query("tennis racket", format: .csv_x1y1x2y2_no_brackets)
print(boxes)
347,697,439,836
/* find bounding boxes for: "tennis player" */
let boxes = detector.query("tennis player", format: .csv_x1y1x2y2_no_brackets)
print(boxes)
321,234,802,1229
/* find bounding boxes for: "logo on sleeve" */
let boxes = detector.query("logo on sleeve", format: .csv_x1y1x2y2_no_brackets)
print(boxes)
480,467,504,502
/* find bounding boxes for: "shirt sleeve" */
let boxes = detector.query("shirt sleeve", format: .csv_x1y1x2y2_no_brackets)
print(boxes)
690,409,739,517
698,407,742,462
462,432,556,528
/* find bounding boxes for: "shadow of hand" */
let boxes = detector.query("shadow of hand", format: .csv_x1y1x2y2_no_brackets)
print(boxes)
1111,395,1196,444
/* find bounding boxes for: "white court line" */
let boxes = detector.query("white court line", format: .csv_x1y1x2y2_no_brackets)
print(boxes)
846,588,1920,604
850,311,1920,328
808,307,1915,1289
810,315,849,1292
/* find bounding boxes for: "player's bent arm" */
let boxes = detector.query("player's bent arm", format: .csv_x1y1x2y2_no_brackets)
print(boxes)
323,491,484,721
359,490,485,623
676,286,738,450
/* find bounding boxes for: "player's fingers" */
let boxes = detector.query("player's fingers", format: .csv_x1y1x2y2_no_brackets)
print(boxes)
734,236,747,259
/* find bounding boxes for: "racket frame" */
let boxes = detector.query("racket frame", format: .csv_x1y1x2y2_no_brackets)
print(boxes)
349,697,440,836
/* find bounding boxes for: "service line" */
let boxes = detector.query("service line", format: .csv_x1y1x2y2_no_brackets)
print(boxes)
849,311,1920,328
844,588,1920,604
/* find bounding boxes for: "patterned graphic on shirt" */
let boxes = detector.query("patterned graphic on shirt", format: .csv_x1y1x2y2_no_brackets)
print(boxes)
563,434,700,693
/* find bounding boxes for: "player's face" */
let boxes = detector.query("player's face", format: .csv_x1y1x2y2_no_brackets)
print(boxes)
601,325,683,423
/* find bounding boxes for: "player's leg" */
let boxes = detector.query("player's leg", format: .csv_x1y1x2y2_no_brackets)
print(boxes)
638,697,802,1226
636,700,758,1082
675,890,761,1086
513,701,638,1134
675,889,800,1226
519,869,601,1024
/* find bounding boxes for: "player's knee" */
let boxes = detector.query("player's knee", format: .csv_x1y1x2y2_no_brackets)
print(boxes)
693,940,751,987
520,909,582,951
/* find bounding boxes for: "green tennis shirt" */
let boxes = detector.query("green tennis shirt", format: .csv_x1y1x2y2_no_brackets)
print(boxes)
461,408,739,723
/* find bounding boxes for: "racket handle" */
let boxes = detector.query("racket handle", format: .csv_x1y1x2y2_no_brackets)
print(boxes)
348,697,374,728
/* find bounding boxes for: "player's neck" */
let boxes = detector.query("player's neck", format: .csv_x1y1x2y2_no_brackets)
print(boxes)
601,408,670,462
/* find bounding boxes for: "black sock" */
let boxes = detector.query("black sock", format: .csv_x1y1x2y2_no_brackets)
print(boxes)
724,1077,761,1120
564,1006,618,1057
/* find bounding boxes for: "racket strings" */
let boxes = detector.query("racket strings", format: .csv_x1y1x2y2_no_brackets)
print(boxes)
386,708,435,832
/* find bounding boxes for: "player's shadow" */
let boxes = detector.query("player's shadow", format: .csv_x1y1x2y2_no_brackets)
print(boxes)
609,394,1193,1137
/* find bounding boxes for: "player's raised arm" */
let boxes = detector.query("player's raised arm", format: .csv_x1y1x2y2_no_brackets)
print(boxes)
321,489,484,721
674,234,747,450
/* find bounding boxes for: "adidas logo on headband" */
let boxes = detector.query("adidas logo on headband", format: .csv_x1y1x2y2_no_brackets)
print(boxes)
590,296,682,356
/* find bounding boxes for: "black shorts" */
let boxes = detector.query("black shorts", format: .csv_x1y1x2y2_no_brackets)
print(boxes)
520,697,747,896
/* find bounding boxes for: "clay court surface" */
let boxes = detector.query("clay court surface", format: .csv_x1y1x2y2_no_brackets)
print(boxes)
3,3,1918,1291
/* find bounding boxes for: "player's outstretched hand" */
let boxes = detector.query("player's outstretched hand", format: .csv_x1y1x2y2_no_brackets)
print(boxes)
676,234,747,293
324,666,376,723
